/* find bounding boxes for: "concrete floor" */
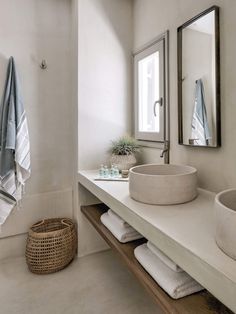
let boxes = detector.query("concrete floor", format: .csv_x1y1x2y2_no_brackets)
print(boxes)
0,250,162,314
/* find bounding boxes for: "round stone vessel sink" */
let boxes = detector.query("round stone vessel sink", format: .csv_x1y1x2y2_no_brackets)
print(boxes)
129,164,198,205
215,189,236,260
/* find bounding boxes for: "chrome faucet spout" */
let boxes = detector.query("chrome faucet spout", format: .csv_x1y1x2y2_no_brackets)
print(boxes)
160,140,169,160
160,149,168,158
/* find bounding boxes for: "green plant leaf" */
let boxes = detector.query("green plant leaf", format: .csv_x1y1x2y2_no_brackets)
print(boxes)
110,136,140,155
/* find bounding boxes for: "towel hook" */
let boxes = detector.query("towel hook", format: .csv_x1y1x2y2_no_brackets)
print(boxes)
40,59,47,70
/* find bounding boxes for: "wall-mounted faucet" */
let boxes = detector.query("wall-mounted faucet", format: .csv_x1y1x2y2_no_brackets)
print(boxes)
160,140,169,163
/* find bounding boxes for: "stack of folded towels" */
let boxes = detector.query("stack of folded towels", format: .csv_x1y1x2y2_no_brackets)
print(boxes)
101,209,143,243
134,242,204,299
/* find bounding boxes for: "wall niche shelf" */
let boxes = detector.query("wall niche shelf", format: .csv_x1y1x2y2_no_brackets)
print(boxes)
78,170,236,313
81,204,232,314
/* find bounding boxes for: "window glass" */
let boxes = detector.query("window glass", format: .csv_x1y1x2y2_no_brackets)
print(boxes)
138,51,160,133
134,37,166,142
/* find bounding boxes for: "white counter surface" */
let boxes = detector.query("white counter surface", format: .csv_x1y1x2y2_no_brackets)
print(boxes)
78,170,236,313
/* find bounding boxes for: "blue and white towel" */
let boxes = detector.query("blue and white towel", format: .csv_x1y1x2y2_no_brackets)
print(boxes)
0,57,31,226
191,79,211,146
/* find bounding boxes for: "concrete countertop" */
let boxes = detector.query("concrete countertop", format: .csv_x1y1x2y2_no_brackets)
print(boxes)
78,170,236,313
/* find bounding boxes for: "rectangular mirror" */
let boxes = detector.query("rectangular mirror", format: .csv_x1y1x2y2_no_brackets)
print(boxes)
178,6,220,147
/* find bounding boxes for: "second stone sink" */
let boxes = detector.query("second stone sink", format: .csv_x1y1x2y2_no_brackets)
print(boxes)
215,189,236,260
129,164,198,205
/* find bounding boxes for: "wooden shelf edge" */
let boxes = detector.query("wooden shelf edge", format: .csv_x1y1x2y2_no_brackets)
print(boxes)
81,204,233,314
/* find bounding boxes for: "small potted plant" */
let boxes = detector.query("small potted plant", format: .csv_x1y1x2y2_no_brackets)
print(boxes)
110,135,140,171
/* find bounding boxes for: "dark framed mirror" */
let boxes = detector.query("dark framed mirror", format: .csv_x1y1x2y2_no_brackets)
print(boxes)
178,6,220,147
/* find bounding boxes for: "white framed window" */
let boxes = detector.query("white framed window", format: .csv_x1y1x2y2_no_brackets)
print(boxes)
134,32,169,143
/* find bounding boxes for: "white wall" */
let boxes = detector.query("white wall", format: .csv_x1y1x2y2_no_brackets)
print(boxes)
77,0,133,256
78,0,133,170
71,0,79,222
133,0,236,192
0,0,74,257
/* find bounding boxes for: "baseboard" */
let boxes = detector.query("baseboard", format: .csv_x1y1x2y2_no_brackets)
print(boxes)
77,246,110,258
0,188,73,238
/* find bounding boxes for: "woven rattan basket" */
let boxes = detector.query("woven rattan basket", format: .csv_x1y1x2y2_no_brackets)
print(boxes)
25,218,77,274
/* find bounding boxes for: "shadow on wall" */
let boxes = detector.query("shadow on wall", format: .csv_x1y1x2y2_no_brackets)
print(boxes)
26,0,73,194
0,54,8,101
92,0,165,167
92,0,133,133
93,0,132,52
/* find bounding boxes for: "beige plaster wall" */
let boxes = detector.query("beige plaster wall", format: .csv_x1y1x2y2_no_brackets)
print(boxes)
0,0,74,256
133,0,236,192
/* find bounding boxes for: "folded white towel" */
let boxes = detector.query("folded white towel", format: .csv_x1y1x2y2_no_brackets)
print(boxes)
108,209,129,228
101,212,143,243
147,241,183,273
134,244,204,299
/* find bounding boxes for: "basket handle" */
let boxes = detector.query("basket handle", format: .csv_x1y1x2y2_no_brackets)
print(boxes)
61,219,72,227
32,220,45,228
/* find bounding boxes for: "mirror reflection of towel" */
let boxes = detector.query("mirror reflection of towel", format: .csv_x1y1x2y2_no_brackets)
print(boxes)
191,79,211,146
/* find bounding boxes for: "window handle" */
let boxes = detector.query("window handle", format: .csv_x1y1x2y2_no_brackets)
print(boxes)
153,98,163,117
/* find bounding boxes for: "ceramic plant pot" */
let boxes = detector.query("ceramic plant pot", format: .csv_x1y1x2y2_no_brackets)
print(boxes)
110,154,137,172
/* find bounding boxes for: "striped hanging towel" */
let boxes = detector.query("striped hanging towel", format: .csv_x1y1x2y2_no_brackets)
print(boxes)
0,57,31,226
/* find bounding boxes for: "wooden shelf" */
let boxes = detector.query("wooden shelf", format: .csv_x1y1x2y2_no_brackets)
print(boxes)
81,204,233,314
